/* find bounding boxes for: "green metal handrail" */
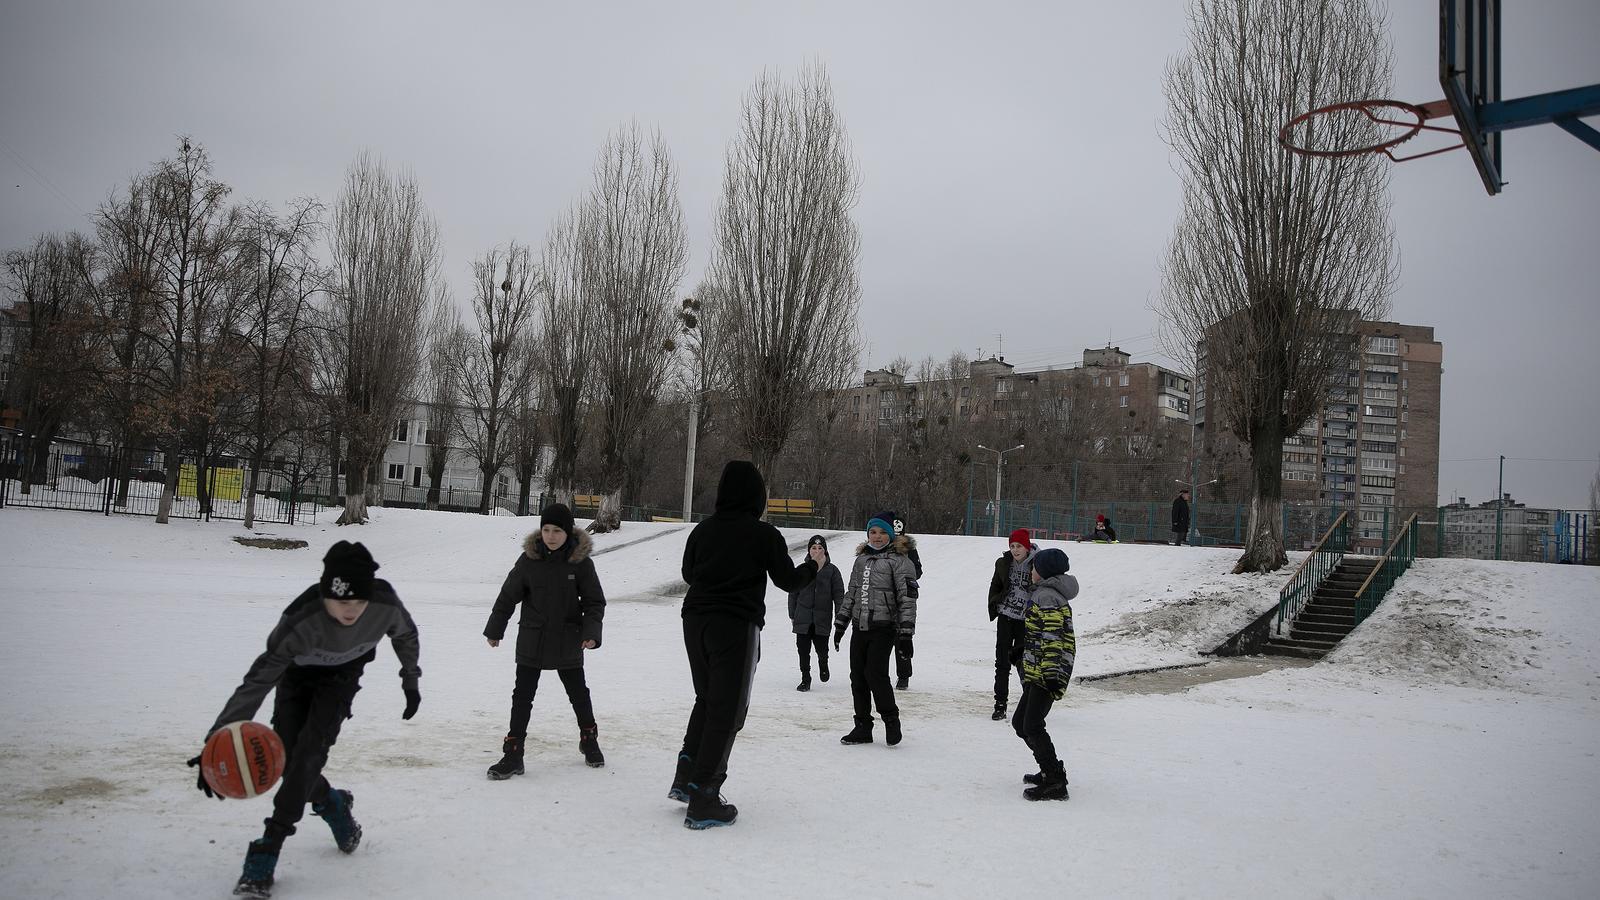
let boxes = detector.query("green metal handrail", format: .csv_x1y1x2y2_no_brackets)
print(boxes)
1276,511,1349,635
1353,513,1420,625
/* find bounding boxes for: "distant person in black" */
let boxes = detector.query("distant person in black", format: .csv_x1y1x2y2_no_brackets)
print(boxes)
672,460,817,830
1171,489,1191,546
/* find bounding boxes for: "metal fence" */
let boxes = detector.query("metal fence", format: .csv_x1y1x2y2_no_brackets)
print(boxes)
0,436,319,525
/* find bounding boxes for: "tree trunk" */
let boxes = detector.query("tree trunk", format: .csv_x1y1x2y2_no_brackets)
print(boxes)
516,460,534,516
243,453,263,530
338,456,369,525
478,464,496,515
588,489,623,534
1234,406,1288,573
155,448,181,524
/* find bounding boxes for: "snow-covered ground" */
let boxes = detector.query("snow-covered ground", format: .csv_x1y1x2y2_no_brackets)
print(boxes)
1,507,1596,899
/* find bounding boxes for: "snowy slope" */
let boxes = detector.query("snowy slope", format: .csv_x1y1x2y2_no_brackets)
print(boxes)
1,508,1596,899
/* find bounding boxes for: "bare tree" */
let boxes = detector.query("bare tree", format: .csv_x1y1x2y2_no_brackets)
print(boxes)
323,152,445,524
3,233,97,491
454,242,540,514
1159,0,1396,572
583,125,687,532
535,203,597,505
711,65,862,476
506,381,543,516
234,198,324,529
420,316,465,511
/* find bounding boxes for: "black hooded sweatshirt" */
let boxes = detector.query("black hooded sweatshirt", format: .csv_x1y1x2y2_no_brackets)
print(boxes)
681,461,818,628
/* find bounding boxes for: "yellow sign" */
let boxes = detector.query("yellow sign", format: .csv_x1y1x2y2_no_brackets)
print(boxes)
178,464,244,501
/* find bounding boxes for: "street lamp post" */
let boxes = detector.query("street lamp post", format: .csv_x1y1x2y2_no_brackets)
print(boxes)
1175,476,1219,545
976,443,1024,537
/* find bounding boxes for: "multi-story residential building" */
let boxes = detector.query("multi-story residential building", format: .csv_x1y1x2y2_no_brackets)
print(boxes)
377,401,547,509
1196,319,1442,547
1441,494,1564,562
840,348,1192,436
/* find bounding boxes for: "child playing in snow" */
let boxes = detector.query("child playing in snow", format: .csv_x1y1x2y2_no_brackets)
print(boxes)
1013,547,1076,801
835,512,918,747
191,540,421,898
789,534,845,692
482,502,608,778
1083,514,1117,542
673,460,818,829
987,528,1035,721
885,511,923,690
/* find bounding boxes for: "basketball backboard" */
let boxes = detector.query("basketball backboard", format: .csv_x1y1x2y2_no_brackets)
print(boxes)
1439,0,1502,194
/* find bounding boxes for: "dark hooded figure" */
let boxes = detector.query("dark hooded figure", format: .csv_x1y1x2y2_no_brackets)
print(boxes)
671,460,818,830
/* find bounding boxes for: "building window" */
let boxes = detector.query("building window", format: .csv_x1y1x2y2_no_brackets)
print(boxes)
1367,336,1399,355
412,467,423,487
995,379,1012,395
1119,373,1129,387
386,463,404,481
1400,411,1408,422
394,420,409,442
853,395,860,409
1119,395,1128,408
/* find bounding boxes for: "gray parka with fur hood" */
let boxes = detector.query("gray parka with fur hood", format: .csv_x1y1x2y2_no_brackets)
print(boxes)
835,534,918,637
484,529,605,669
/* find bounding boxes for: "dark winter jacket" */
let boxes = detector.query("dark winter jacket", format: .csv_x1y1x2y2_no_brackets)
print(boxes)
209,580,421,736
836,535,918,637
483,529,605,670
987,549,1036,621
1022,573,1077,700
681,460,817,628
1172,495,1191,532
789,559,845,634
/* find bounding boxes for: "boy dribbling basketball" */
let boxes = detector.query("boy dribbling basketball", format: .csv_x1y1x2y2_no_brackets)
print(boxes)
189,541,421,897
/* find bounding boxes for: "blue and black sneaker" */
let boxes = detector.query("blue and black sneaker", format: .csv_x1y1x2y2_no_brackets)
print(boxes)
312,789,362,853
667,753,692,803
233,839,279,897
683,781,737,830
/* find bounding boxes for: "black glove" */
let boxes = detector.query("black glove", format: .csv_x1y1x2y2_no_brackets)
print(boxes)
187,754,223,800
897,637,914,660
402,687,421,720
833,625,846,651
987,601,999,622
905,580,920,600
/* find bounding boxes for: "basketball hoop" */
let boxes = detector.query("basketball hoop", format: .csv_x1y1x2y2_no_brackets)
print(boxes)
1279,98,1465,162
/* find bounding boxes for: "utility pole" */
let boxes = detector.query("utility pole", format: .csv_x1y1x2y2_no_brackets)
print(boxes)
1494,454,1504,561
976,443,1024,536
681,393,698,521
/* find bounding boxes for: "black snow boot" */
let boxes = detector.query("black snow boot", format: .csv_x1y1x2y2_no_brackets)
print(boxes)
840,717,873,745
487,734,526,780
668,753,693,803
797,673,811,692
884,714,902,747
895,675,910,690
312,788,362,852
1024,769,1069,786
579,725,605,768
1023,762,1069,801
992,700,1007,721
818,655,830,682
683,778,738,830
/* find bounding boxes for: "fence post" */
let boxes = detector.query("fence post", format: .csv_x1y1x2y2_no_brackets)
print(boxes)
1233,504,1241,543
289,465,299,526
1382,506,1390,547
1070,460,1078,537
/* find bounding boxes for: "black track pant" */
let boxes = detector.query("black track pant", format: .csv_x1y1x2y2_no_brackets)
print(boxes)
849,627,900,722
680,613,760,787
994,616,1025,704
508,664,594,737
1011,683,1059,771
268,661,365,836
796,627,828,674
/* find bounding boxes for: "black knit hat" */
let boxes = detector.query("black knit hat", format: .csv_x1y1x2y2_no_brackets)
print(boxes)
1031,547,1071,580
540,503,576,537
807,534,829,555
321,541,378,600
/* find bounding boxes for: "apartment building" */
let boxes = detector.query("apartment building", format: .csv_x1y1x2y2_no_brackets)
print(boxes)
839,347,1192,437
1196,319,1442,546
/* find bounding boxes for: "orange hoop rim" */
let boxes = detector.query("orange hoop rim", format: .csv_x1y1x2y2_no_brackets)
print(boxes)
1279,98,1464,162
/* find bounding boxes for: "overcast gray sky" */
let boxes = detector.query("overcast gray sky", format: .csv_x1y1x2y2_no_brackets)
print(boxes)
2,0,1596,507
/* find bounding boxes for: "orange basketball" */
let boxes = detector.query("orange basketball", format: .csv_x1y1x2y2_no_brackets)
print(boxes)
201,721,286,800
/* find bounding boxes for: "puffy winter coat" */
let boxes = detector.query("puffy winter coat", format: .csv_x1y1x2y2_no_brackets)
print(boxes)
483,529,605,669
1171,495,1191,532
836,536,918,636
1022,573,1077,700
987,549,1035,621
789,560,844,634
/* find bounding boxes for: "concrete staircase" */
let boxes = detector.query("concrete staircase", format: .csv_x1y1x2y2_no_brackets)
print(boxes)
1261,556,1381,659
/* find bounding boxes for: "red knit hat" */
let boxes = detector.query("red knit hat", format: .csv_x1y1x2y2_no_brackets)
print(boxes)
1008,528,1032,549
1096,514,1106,523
